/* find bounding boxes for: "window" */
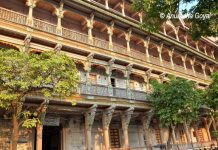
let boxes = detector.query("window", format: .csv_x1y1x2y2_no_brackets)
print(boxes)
110,129,120,148
89,74,97,84
111,78,116,87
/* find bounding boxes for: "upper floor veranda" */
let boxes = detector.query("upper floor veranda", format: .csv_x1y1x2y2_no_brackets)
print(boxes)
0,0,217,89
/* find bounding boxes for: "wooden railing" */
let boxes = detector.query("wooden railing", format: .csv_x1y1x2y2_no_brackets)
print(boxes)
113,43,128,55
62,27,89,44
0,7,27,25
78,83,147,101
0,7,211,81
93,37,109,50
33,18,57,34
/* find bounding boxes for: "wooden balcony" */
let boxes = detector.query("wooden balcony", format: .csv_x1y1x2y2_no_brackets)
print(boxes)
0,7,210,81
78,83,148,101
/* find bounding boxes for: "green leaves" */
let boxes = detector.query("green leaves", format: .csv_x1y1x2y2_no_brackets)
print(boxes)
149,78,203,127
132,0,218,39
0,48,79,128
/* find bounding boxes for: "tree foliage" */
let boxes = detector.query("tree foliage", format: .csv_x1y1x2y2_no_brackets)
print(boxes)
149,78,203,127
0,48,79,149
132,0,218,40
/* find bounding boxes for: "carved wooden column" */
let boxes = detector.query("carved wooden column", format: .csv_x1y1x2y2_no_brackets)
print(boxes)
181,54,187,72
120,0,125,16
26,0,36,26
185,34,188,46
138,12,143,23
106,59,115,96
157,43,163,65
121,107,134,148
144,37,150,62
102,105,115,150
125,64,133,99
203,46,208,55
201,62,207,79
105,0,109,9
145,70,152,91
142,110,154,150
36,99,49,150
190,58,196,76
195,41,199,51
209,66,214,75
159,73,166,83
55,2,64,35
86,14,94,44
84,53,94,94
168,49,174,69
175,27,179,41
125,29,132,53
107,22,114,50
85,105,97,150
211,50,215,59
23,34,32,52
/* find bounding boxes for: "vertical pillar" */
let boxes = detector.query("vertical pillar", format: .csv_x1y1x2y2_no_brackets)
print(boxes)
203,118,212,141
102,105,115,150
36,99,49,150
196,41,199,51
84,54,94,94
203,46,208,55
105,0,109,9
86,14,94,44
120,1,125,16
211,50,215,59
168,49,174,69
183,122,191,143
54,2,64,35
23,34,32,52
125,64,133,99
138,12,143,23
121,107,134,148
181,54,187,72
142,110,154,150
26,0,36,26
145,70,152,91
144,37,150,62
190,58,196,76
125,29,132,53
36,124,43,150
157,43,163,65
209,66,214,75
163,24,166,35
185,34,188,45
201,63,206,79
106,59,115,96
107,22,114,50
175,27,179,41
85,105,97,150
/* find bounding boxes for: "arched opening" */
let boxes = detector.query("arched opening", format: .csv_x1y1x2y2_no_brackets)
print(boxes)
129,73,145,91
90,64,107,85
111,69,126,88
113,28,127,55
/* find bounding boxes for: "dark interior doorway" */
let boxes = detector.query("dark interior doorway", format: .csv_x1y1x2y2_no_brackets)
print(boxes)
42,126,61,150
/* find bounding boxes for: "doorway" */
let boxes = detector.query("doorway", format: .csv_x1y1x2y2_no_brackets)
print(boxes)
42,126,61,150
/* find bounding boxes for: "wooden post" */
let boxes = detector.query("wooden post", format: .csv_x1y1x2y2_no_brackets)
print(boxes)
36,124,43,150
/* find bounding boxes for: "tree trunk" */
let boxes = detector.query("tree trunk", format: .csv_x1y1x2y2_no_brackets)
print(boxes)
166,126,173,150
11,112,19,150
183,122,191,143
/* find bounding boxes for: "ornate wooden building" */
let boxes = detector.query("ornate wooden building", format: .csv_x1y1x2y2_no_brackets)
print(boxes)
0,0,217,150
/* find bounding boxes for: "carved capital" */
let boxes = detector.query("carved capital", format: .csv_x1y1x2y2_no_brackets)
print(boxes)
85,104,97,130
106,59,115,76
24,34,32,52
84,53,94,72
124,29,132,42
125,64,133,78
102,105,115,129
142,109,154,130
85,14,95,29
157,43,163,53
146,69,152,80
121,107,134,130
159,73,166,83
26,0,37,8
54,43,62,51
